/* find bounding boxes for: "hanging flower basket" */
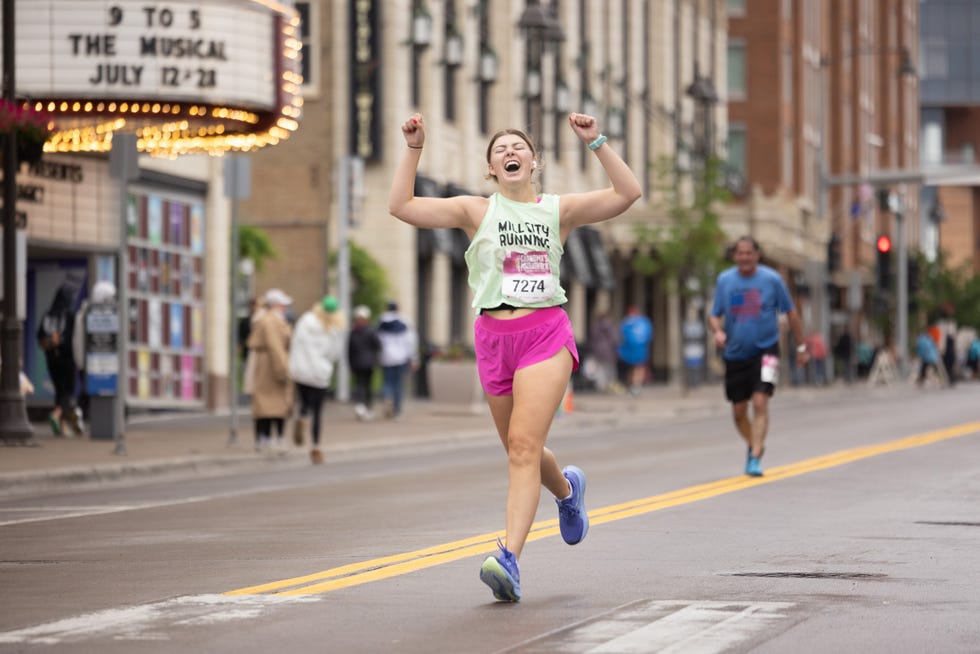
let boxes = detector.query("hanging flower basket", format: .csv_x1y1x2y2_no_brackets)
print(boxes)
16,137,45,165
0,100,54,168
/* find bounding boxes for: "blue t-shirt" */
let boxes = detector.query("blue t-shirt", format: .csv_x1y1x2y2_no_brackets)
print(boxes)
711,265,794,361
617,314,653,365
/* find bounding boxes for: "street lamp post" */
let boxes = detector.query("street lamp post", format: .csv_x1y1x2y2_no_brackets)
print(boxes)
518,0,564,149
0,0,34,443
685,65,718,194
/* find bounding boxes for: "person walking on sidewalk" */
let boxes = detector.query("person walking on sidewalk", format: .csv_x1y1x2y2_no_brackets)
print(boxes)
389,112,641,601
347,305,381,421
289,295,345,464
36,282,83,437
708,236,808,477
617,305,653,395
586,311,620,392
248,289,294,451
915,327,943,387
377,301,419,420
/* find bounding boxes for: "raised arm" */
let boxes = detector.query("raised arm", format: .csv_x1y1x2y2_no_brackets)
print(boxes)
559,113,642,234
388,114,479,232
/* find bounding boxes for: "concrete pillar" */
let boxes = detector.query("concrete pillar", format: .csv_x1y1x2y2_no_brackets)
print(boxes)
429,252,452,347
205,156,231,409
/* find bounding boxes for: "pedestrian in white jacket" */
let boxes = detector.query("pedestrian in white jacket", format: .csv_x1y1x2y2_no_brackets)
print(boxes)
288,295,346,463
377,301,419,420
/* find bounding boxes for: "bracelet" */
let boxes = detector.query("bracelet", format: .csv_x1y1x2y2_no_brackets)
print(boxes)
796,344,807,353
587,134,607,151
407,144,423,150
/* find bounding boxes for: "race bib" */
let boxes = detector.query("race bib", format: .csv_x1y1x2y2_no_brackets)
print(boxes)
501,251,557,303
760,354,780,384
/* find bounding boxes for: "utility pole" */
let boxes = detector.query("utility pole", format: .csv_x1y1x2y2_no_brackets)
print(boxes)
335,156,353,402
224,155,250,445
894,200,908,378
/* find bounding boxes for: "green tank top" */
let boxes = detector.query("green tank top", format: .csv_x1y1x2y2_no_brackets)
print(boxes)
464,192,566,310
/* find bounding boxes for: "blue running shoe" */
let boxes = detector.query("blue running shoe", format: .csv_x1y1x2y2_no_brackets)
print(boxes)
745,456,763,477
479,539,520,602
556,465,589,545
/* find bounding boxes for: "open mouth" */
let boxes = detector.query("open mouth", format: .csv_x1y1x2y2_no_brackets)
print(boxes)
504,161,520,173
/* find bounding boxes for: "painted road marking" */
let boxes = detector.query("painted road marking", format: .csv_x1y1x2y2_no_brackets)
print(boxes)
0,594,319,645
496,600,796,654
226,420,980,597
0,480,319,527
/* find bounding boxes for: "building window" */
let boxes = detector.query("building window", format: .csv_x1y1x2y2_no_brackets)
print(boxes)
727,41,746,99
782,46,793,104
782,129,794,188
294,1,319,95
444,0,460,122
578,0,590,171
477,1,494,134
726,124,747,177
410,1,434,108
726,0,745,17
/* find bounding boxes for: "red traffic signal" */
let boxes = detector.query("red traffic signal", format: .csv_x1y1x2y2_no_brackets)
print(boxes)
876,235,892,254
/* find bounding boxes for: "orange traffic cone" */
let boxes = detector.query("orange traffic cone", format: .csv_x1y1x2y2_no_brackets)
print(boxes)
562,383,575,414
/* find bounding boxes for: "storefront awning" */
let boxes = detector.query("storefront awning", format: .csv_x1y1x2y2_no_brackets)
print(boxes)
564,229,594,287
583,227,616,289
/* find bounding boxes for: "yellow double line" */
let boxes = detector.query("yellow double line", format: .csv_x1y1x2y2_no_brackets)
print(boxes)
225,420,980,597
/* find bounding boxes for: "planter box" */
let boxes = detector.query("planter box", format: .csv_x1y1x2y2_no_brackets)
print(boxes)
427,360,485,412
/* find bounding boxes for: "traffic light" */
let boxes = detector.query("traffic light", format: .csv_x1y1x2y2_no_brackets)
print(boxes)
827,234,841,272
876,235,892,291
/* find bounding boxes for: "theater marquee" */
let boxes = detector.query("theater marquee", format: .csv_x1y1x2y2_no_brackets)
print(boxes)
3,0,303,155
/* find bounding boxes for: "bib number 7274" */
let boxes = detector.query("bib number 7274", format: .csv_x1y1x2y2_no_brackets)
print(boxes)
501,250,556,303
509,278,547,294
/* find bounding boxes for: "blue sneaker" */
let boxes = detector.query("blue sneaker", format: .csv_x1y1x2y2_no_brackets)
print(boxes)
556,465,589,545
745,456,763,477
479,539,521,602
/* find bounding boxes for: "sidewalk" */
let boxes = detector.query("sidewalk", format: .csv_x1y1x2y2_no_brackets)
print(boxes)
0,383,821,498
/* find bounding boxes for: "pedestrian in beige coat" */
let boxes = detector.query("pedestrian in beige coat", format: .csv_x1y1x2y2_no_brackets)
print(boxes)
248,288,294,451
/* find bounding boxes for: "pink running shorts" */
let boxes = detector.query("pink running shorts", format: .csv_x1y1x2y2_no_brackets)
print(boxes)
474,306,580,396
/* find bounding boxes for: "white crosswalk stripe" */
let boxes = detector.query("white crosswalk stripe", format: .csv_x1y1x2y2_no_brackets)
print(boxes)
501,600,796,654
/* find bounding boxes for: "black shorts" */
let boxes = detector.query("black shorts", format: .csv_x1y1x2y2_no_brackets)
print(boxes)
724,344,780,404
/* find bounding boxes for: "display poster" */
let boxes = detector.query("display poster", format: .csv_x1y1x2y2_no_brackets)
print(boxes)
190,204,204,253
181,355,195,400
137,350,151,399
147,196,162,244
125,190,206,407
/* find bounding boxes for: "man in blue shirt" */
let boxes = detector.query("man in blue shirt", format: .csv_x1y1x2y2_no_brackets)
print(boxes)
709,236,809,476
617,306,653,395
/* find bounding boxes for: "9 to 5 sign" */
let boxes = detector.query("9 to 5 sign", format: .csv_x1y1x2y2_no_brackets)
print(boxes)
22,0,277,110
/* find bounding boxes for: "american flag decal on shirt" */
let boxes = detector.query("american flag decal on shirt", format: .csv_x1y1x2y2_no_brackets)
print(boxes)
731,288,762,319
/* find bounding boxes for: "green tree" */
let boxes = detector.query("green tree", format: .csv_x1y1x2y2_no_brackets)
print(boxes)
329,241,391,319
238,225,277,271
913,250,980,330
632,156,730,294
631,155,731,389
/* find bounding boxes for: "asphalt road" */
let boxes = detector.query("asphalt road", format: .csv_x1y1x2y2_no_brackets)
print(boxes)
1,384,978,653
